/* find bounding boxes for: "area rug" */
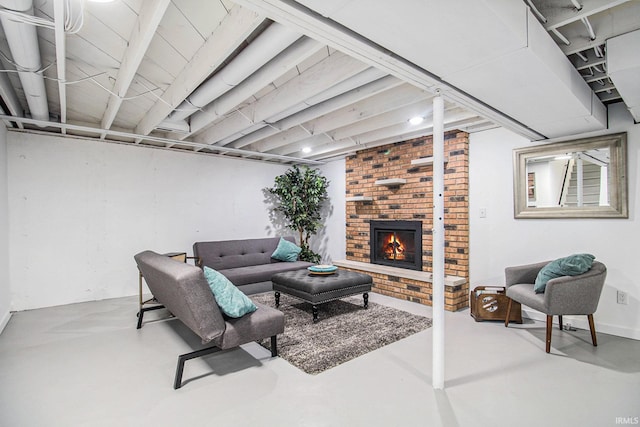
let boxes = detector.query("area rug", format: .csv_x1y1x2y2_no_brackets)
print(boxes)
251,292,432,375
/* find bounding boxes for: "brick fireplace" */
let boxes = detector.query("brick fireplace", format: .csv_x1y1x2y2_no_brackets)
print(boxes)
336,130,469,311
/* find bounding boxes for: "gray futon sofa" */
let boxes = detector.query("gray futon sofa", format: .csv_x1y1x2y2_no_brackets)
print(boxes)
134,250,285,389
193,236,313,294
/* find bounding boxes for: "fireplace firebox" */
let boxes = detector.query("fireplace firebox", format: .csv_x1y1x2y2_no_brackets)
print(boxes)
370,220,422,271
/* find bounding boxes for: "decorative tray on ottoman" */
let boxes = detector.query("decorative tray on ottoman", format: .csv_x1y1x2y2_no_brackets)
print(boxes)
307,265,338,275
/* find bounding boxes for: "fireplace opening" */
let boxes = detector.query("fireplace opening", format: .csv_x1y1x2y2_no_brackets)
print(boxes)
370,220,422,271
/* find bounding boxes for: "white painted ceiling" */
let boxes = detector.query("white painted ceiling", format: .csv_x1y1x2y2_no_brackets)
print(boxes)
0,0,637,164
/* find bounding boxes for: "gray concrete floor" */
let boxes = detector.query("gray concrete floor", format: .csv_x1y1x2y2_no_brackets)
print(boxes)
0,292,638,427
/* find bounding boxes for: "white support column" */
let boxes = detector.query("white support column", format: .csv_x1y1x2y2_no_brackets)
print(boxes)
432,91,445,390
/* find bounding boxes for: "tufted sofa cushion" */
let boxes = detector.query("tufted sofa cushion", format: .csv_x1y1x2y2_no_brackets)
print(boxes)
193,237,313,291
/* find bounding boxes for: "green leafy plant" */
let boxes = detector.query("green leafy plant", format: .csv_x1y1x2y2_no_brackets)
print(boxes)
267,165,329,263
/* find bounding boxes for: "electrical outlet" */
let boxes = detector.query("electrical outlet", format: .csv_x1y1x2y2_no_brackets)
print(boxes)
617,290,628,305
479,208,487,218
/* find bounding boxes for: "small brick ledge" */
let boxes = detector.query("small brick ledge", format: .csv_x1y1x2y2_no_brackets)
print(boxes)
333,260,469,311
333,260,465,286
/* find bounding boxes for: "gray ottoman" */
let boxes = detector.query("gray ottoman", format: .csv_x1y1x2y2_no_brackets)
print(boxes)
271,269,373,322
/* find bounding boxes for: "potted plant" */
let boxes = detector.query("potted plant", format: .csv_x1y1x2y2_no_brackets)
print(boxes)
267,165,329,263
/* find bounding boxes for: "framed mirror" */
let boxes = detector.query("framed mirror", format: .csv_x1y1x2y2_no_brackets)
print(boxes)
513,132,628,218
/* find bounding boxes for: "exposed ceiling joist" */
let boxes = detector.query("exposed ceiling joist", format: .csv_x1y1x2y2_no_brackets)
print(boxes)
101,0,171,130
0,1,637,164
193,50,370,145
226,74,404,149
541,0,631,30
234,0,544,140
134,4,264,136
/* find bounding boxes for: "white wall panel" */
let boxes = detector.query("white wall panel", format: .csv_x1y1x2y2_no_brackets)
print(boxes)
469,103,639,340
7,133,290,310
0,123,10,333
314,158,346,263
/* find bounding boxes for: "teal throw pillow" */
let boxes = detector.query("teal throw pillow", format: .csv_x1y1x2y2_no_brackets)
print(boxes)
203,266,257,318
534,253,595,294
271,237,302,262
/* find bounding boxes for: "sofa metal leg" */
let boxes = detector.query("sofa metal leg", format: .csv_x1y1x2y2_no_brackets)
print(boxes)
270,335,278,357
505,298,513,327
174,346,222,389
587,314,598,347
136,305,165,329
546,315,553,353
274,291,280,307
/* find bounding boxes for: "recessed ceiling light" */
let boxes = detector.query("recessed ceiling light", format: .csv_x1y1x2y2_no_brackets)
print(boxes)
408,116,424,125
302,147,312,153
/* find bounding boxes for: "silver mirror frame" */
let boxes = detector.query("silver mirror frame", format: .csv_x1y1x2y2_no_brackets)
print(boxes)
513,132,628,219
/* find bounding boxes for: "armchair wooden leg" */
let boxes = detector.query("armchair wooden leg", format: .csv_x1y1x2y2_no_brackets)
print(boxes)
558,315,563,331
505,298,513,327
587,314,598,347
546,315,553,353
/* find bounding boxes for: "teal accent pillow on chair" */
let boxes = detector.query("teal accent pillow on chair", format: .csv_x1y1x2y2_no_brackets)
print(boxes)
203,267,257,318
271,237,302,262
534,253,595,293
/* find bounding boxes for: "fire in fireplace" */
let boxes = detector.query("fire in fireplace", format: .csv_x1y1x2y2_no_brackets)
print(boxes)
370,220,422,271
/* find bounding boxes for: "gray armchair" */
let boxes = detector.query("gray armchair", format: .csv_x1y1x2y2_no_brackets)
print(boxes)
504,260,607,353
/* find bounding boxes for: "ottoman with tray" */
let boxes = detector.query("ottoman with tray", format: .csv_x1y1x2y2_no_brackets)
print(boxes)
271,267,373,322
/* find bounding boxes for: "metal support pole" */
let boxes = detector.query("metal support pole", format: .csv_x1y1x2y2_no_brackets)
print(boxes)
432,91,445,389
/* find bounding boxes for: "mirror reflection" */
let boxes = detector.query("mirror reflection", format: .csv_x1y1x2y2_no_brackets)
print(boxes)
526,147,610,208
514,132,627,218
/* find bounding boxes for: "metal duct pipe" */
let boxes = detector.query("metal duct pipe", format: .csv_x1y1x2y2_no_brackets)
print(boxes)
0,0,49,122
0,68,23,117
169,22,301,122
187,36,323,137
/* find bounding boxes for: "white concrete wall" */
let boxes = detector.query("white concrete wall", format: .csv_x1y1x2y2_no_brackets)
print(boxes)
7,132,291,311
0,123,10,334
469,103,640,340
314,158,346,263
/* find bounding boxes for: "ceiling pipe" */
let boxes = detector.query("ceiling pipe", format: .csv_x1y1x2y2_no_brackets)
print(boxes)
581,16,597,41
252,83,432,154
263,67,387,123
0,68,24,126
209,68,385,148
0,0,49,122
213,67,387,149
226,74,401,149
552,28,571,46
168,22,302,122
185,36,323,138
525,0,547,23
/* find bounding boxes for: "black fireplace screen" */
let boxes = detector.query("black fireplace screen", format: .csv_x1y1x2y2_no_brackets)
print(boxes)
370,220,422,271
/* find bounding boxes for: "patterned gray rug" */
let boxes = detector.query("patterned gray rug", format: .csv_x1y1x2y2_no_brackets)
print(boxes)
251,292,432,375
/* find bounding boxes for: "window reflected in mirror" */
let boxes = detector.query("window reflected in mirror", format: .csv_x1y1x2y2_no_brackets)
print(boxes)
514,133,627,218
